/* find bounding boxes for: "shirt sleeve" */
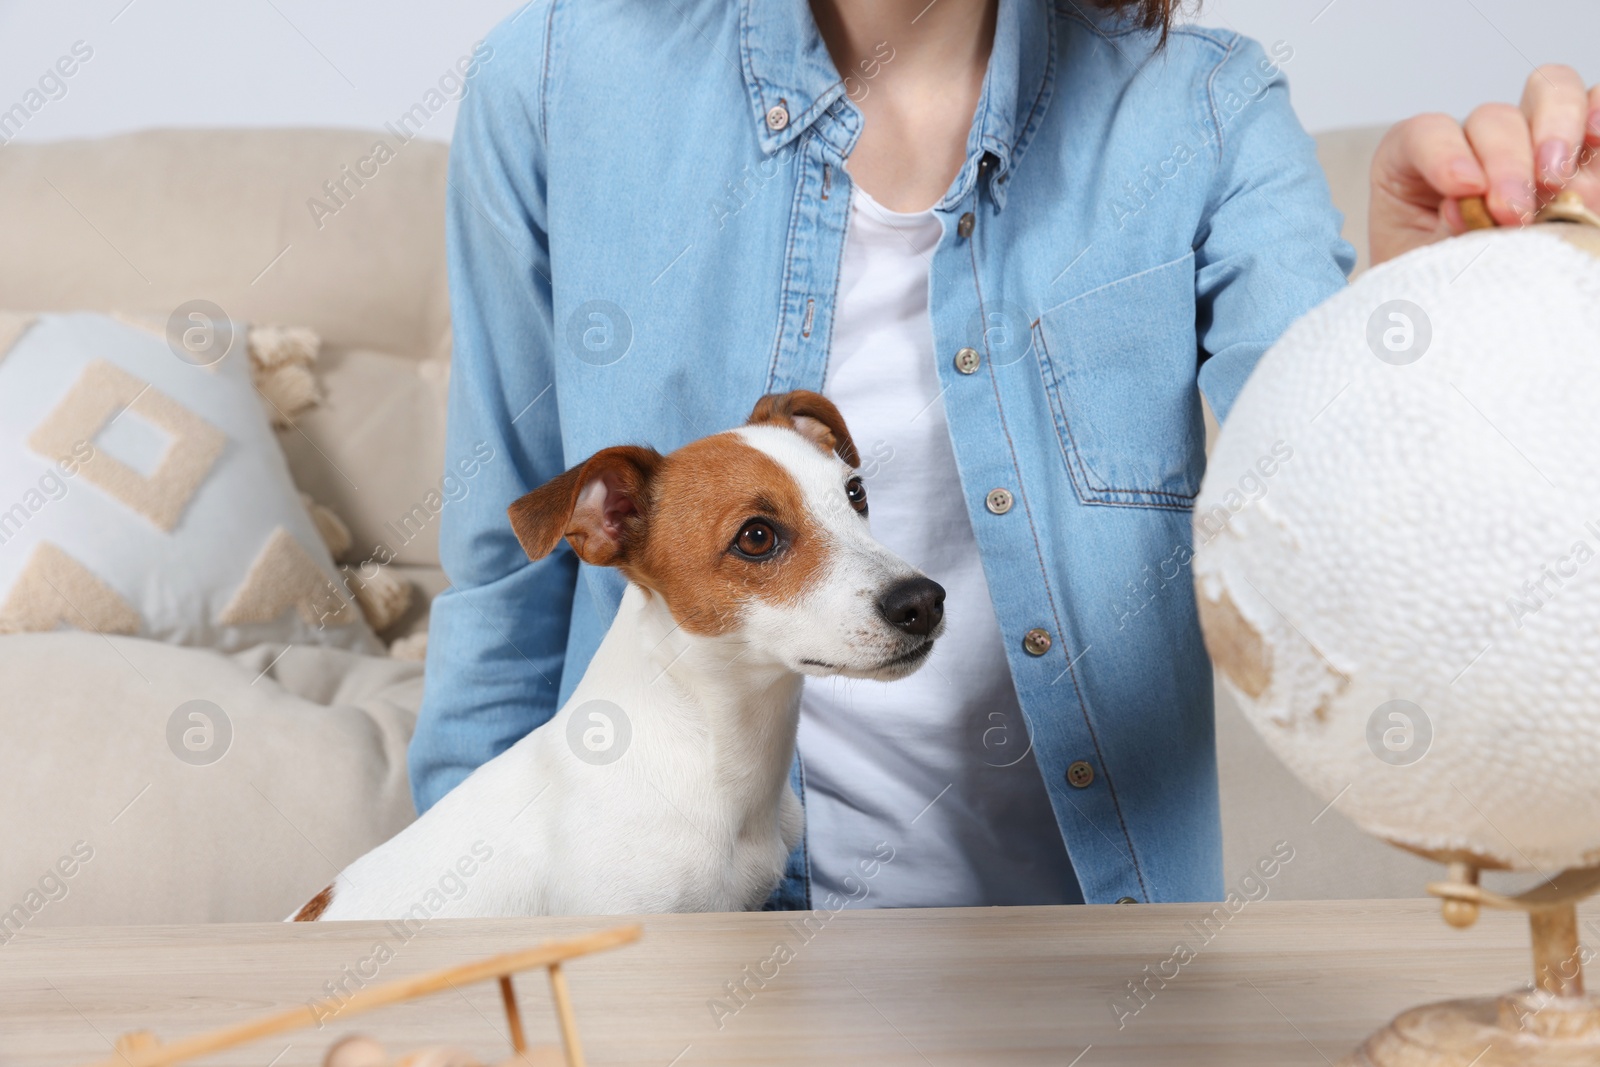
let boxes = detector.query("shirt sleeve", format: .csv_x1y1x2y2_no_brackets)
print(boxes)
408,9,577,814
1193,35,1356,423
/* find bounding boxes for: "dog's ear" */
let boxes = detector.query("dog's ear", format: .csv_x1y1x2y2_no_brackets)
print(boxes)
507,445,661,566
746,390,860,467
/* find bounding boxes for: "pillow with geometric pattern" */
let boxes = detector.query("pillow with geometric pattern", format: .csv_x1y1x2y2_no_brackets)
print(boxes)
0,311,380,653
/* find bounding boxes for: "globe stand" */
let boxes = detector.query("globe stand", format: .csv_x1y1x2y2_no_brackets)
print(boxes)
1340,863,1600,1065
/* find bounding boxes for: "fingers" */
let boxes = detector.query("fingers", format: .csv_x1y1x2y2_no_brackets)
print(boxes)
1464,102,1536,225
1590,83,1600,148
1387,113,1486,198
1520,64,1590,187
1369,115,1481,262
1374,113,1484,235
1578,85,1600,208
1373,70,1600,264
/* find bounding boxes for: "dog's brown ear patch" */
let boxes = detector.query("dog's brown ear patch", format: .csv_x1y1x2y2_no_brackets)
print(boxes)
508,445,662,567
746,390,860,467
292,883,334,921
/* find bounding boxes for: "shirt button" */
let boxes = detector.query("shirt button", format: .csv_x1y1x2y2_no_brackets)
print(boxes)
985,488,1013,515
957,212,975,239
1023,628,1052,656
1116,896,1138,904
765,104,790,131
1067,760,1095,788
953,347,981,374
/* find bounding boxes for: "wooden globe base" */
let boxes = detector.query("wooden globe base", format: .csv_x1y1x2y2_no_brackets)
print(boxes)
1338,861,1600,1066
1338,993,1600,1066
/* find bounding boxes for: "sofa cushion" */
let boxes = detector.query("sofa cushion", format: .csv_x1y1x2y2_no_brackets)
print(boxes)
0,129,451,361
0,633,421,927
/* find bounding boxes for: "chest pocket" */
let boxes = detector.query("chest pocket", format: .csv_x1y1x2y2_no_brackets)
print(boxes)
1033,252,1203,510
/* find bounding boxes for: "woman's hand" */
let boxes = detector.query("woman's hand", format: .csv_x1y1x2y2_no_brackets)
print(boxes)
1369,65,1600,266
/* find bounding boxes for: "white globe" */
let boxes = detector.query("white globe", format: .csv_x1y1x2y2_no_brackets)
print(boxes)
1195,226,1600,871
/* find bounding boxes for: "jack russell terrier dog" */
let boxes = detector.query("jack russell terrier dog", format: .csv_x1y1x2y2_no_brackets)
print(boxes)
292,391,944,920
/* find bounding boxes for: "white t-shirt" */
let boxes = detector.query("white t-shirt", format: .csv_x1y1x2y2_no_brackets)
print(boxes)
798,187,1080,908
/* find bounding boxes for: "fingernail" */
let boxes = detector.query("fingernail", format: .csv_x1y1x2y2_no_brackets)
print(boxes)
1589,108,1600,141
1538,138,1573,184
1496,177,1534,221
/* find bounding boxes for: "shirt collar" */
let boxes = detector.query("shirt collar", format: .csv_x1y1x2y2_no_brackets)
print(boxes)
738,0,1056,212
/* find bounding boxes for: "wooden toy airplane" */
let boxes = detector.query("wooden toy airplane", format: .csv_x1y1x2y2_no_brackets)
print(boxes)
72,924,641,1067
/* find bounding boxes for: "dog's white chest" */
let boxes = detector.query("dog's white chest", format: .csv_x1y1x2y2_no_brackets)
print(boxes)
315,588,806,921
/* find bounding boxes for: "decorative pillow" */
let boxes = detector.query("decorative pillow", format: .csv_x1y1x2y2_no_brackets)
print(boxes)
0,311,380,653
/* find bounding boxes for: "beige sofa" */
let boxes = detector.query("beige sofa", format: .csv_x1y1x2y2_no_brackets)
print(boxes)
0,124,1441,926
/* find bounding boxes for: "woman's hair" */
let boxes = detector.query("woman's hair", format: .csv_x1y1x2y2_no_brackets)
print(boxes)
1097,0,1194,40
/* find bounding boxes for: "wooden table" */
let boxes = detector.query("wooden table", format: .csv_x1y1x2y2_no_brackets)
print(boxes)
2,900,1578,1067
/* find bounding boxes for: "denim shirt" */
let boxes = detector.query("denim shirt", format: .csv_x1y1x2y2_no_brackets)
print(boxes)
409,0,1355,906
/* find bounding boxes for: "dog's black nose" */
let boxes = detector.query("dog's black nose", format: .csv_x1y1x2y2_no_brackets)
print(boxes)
877,576,945,637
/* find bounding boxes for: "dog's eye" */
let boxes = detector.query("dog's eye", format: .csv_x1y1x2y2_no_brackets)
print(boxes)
733,520,778,559
846,477,868,515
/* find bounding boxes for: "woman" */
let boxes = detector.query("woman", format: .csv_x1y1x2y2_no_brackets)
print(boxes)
409,0,1600,907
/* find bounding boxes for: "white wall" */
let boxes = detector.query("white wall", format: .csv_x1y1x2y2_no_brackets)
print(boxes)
1,0,1596,144
0,0,523,146
1195,0,1600,133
